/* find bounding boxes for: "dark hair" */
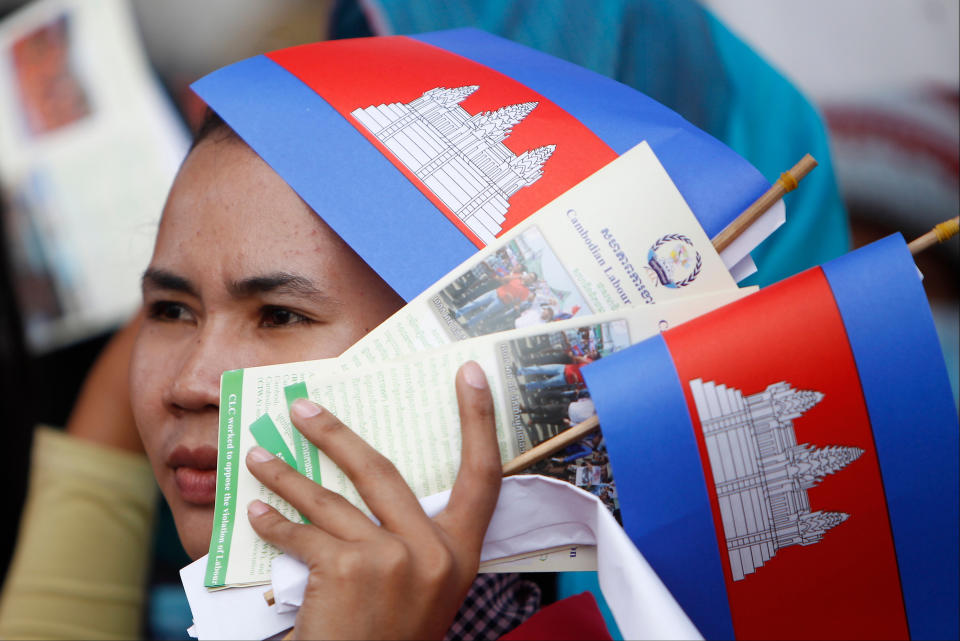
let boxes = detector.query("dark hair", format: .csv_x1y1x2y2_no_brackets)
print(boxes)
190,108,237,150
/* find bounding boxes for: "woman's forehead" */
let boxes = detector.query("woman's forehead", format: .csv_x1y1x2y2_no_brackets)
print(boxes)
170,137,302,217
152,139,346,287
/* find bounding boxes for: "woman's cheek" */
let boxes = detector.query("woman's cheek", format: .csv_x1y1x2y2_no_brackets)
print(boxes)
129,331,175,439
252,324,347,364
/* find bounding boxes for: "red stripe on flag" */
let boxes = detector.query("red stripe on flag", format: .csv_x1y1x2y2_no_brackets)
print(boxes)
268,36,617,248
664,268,908,640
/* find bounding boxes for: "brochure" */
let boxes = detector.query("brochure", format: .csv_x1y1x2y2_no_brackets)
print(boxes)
0,0,188,351
340,141,738,369
206,289,752,587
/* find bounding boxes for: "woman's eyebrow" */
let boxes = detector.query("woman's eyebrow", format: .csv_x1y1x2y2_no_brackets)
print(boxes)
142,268,198,297
227,272,333,301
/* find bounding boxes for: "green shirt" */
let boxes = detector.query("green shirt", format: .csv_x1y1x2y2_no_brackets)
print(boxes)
0,428,157,640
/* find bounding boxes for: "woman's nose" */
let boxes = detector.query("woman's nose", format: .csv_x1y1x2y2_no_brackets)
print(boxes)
164,329,231,413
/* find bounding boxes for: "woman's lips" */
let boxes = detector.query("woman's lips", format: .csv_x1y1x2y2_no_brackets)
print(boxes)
174,467,218,505
168,445,218,505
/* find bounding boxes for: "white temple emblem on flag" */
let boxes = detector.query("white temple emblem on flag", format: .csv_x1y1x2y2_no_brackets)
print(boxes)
689,379,863,581
350,85,556,244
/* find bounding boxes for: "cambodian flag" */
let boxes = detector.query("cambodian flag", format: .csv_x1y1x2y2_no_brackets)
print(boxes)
190,28,769,300
584,234,958,640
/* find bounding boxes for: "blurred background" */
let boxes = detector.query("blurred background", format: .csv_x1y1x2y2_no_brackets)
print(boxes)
0,1,955,638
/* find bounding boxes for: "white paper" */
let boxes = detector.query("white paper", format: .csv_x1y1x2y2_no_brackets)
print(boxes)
180,556,295,641
270,476,703,641
183,478,704,640
728,254,757,282
717,199,786,279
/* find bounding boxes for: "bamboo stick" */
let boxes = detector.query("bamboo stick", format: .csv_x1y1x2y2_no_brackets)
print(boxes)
502,415,599,476
711,154,818,253
908,216,959,255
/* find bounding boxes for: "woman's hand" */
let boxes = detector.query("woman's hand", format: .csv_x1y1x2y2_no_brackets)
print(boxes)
245,361,501,640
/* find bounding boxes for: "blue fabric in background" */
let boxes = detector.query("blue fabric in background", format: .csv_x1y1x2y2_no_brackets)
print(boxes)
332,1,852,637
703,11,850,287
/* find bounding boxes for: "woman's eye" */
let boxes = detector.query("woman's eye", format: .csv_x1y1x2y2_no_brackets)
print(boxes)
260,306,312,328
147,301,194,322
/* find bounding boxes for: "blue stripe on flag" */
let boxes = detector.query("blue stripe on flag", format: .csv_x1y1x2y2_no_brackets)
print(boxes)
190,55,477,301
822,234,959,640
583,334,733,640
412,28,769,238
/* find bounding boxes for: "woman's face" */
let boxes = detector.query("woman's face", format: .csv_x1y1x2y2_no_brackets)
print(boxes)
130,135,405,559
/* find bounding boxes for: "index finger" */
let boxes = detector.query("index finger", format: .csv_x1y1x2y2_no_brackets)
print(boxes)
433,361,502,557
288,398,427,532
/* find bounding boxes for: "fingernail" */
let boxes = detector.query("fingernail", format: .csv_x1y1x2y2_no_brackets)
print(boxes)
462,361,488,390
291,397,322,419
248,500,269,517
248,446,274,463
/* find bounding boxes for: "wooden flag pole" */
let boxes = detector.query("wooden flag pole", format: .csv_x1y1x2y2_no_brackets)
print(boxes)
502,416,599,476
908,216,959,255
711,154,818,253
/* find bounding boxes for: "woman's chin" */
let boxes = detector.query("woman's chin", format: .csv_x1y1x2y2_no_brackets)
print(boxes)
170,500,216,561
